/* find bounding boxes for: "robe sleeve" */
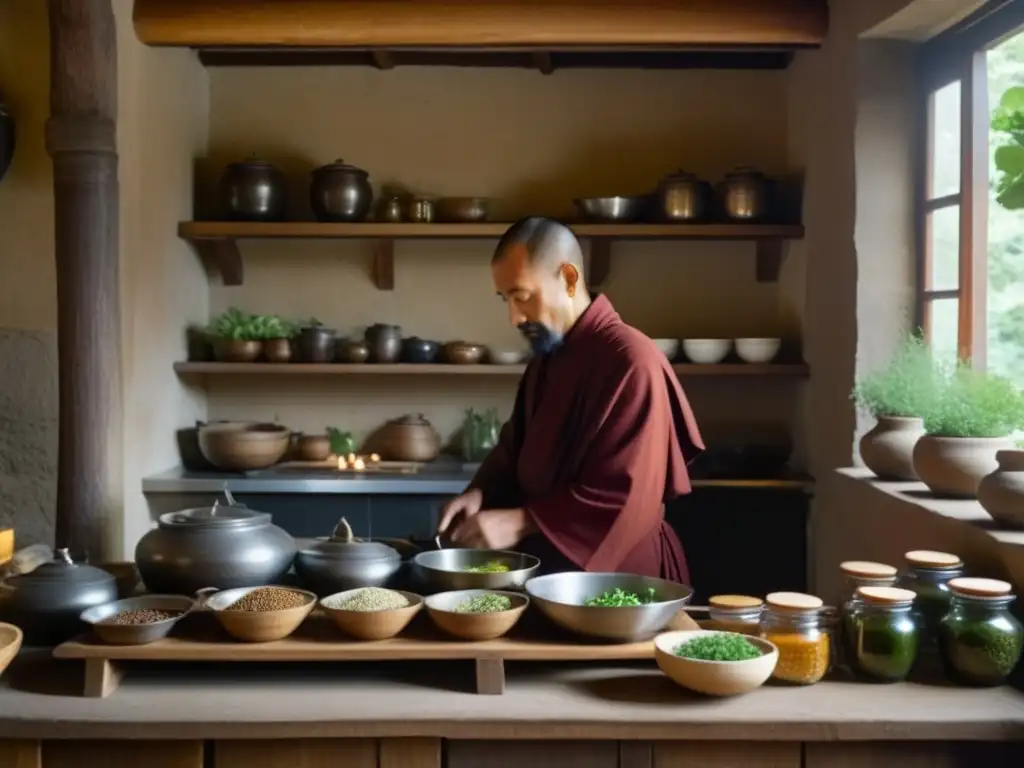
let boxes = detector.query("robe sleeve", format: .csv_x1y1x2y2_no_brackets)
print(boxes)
524,359,688,572
466,378,526,510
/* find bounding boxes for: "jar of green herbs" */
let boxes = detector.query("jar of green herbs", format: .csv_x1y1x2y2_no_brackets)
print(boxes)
848,586,919,683
896,549,963,648
838,561,899,670
938,577,1023,687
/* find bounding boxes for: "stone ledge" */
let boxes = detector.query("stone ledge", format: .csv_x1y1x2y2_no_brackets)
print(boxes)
836,467,1024,550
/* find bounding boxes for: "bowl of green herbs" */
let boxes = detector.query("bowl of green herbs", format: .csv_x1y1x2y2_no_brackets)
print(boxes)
654,630,778,697
525,572,693,642
424,589,529,641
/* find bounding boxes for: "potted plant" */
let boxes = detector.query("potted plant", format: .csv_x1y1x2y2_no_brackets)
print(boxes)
851,333,934,480
207,308,264,363
258,315,299,363
912,364,1024,498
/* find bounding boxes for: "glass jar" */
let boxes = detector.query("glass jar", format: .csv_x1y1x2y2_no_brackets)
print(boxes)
707,594,763,636
896,549,963,646
760,591,832,685
848,586,919,683
938,577,1024,687
838,561,899,669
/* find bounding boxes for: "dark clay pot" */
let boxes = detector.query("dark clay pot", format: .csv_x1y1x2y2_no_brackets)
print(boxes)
263,337,293,363
401,337,440,363
310,159,373,222
297,325,336,362
220,158,287,222
365,324,402,363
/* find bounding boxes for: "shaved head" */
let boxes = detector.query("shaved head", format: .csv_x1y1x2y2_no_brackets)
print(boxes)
491,217,591,355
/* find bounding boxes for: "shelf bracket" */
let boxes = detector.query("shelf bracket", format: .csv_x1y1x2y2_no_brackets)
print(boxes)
372,238,395,290
587,239,611,290
531,51,554,75
755,239,785,283
192,238,243,286
371,50,395,70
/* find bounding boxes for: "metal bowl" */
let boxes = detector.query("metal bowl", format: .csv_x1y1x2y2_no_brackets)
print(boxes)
573,196,647,222
525,572,693,643
80,595,196,646
436,197,490,222
412,549,540,593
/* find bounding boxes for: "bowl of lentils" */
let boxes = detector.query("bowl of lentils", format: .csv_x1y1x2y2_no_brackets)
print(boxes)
424,589,529,641
653,630,779,697
199,585,317,642
320,587,424,640
80,595,196,645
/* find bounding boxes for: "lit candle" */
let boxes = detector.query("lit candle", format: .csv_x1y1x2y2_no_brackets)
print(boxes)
336,456,348,470
352,457,366,471
369,453,380,463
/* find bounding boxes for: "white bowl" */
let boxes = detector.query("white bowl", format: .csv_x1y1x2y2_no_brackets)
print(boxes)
487,348,527,365
682,339,732,364
654,629,778,697
652,339,681,360
734,337,781,364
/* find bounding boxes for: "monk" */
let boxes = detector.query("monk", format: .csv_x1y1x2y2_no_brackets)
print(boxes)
437,217,705,583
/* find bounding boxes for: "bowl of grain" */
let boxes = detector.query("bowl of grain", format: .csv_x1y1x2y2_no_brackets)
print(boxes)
80,595,196,646
320,587,424,641
199,585,316,642
424,589,528,641
654,629,778,697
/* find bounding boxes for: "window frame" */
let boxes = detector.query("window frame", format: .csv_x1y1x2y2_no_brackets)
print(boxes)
915,0,1024,367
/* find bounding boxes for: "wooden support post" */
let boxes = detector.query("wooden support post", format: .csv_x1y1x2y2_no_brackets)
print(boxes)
588,239,611,289
193,238,243,285
46,0,122,562
373,238,395,290
83,658,124,698
475,657,506,694
755,239,784,282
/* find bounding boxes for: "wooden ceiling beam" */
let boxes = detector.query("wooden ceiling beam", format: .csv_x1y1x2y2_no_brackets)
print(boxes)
134,0,828,49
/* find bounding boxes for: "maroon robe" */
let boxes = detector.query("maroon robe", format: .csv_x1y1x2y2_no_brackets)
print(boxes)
468,295,704,583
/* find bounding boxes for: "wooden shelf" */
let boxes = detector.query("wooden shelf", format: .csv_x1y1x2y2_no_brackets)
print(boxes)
174,361,810,377
178,221,805,290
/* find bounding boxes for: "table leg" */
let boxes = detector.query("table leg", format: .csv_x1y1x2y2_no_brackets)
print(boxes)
475,657,505,695
83,658,123,697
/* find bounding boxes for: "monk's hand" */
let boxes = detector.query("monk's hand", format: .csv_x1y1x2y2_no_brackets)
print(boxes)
449,508,535,550
437,488,484,535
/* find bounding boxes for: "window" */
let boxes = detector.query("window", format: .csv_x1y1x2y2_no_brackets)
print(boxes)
917,0,1024,385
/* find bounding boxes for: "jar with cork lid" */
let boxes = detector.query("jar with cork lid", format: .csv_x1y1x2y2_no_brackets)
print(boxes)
838,561,899,668
760,591,832,685
707,594,763,636
848,586,919,683
938,577,1023,687
896,550,964,644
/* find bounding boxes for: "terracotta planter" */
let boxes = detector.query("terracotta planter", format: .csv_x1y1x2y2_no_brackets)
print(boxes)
263,337,293,363
859,416,925,481
912,435,1014,498
978,449,1024,527
213,338,262,363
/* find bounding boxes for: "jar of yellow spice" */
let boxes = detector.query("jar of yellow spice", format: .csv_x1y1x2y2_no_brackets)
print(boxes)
761,591,832,685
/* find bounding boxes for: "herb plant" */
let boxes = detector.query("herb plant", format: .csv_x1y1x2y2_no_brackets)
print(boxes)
992,85,1024,210
673,633,762,662
922,363,1024,438
852,333,936,418
584,587,657,607
207,308,297,341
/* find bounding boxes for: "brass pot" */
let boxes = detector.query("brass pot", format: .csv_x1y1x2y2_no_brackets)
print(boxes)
376,414,440,462
213,339,262,363
718,167,770,220
337,338,370,363
263,338,293,363
442,341,485,365
295,432,331,462
655,170,711,221
310,159,373,222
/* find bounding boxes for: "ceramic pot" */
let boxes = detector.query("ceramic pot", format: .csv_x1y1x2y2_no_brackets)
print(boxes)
297,325,336,363
365,324,402,363
376,413,441,462
859,416,925,481
135,500,297,595
337,338,370,363
295,433,331,462
310,159,373,222
718,167,770,220
198,421,291,471
912,435,1014,498
978,450,1024,527
263,338,293,363
0,549,118,646
442,341,486,365
401,337,439,363
213,338,262,363
220,158,287,222
294,518,403,596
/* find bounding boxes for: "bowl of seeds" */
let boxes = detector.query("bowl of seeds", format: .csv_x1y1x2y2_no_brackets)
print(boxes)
424,589,528,641
320,587,424,641
80,595,196,645
199,585,316,642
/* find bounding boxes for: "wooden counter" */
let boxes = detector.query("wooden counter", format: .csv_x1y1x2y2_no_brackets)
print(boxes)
1,652,1023,767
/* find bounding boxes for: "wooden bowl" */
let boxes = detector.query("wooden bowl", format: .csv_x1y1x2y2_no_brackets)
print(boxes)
654,630,778,697
0,623,23,677
424,589,528,641
197,421,291,471
320,589,424,640
201,586,317,643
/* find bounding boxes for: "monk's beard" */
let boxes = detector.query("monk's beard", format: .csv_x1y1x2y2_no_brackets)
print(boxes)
518,322,563,355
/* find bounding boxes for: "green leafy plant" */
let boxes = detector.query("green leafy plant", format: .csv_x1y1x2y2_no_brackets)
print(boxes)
991,85,1024,210
922,363,1024,438
207,308,297,341
852,333,937,418
327,427,356,456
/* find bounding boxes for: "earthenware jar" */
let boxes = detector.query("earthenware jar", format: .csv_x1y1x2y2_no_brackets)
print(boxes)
220,158,287,221
913,435,1014,498
859,416,925,481
978,449,1024,527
